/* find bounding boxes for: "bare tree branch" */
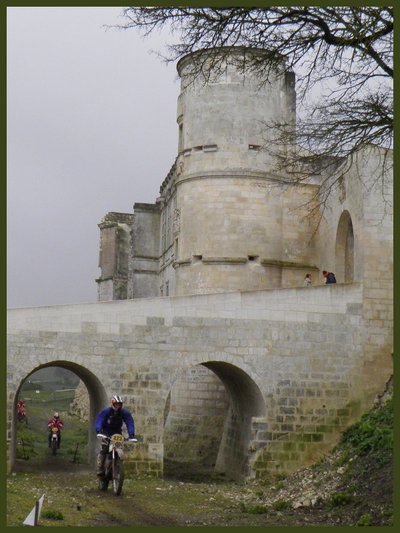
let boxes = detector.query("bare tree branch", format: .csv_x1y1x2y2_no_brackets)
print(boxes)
114,6,393,199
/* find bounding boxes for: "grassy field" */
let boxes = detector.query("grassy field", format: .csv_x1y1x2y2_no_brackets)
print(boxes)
16,392,89,467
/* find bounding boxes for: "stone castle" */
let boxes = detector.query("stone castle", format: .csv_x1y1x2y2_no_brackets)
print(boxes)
96,47,390,301
7,47,392,479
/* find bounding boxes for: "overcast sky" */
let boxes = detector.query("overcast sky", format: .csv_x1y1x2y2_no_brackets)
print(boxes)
7,7,179,308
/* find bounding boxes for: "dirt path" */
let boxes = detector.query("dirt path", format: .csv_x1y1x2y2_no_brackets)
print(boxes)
9,446,393,527
14,456,92,473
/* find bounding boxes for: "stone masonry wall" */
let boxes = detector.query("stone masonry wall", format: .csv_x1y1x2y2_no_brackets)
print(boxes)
97,212,134,301
164,365,229,466
174,176,319,295
317,145,393,404
69,380,90,422
128,203,161,299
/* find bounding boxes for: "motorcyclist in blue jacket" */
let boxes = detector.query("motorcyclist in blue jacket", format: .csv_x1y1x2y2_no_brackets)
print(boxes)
95,395,136,478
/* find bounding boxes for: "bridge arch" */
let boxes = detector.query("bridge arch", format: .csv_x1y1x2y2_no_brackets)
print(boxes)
10,360,108,472
335,210,355,283
163,360,266,480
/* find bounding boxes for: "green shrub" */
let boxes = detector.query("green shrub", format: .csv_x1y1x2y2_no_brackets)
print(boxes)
336,448,351,466
239,502,268,514
356,512,373,526
15,426,39,459
328,492,352,507
42,509,64,520
273,481,285,491
273,500,290,511
311,457,325,469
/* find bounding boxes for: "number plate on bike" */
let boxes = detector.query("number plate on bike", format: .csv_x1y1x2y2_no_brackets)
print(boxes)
111,434,124,444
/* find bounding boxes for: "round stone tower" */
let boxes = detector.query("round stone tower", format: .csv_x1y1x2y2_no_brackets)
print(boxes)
173,47,318,296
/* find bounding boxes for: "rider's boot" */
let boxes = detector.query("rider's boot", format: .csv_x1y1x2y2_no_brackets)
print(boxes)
96,454,105,478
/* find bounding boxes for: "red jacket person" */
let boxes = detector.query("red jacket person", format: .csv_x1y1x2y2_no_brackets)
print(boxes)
47,412,64,448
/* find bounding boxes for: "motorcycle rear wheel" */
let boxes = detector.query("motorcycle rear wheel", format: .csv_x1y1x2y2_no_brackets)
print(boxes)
112,458,124,496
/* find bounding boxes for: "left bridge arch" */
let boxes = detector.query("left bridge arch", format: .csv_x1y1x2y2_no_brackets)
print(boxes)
9,360,108,472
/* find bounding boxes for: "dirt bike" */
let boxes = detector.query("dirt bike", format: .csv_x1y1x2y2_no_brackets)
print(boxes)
17,409,27,424
97,433,136,496
50,427,60,456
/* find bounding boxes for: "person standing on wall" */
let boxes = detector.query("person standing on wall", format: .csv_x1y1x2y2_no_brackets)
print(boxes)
322,270,337,284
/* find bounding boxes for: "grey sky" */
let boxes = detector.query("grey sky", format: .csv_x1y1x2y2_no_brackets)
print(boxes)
7,7,179,308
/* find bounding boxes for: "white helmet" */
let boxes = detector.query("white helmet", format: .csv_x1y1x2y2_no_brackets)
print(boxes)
111,395,123,410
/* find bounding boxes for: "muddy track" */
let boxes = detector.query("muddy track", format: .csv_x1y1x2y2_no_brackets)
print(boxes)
88,505,179,527
15,457,92,473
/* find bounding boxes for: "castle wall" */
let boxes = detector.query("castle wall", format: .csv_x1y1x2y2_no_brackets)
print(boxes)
97,212,134,301
128,203,161,298
158,171,177,297
314,146,393,408
348,147,393,400
173,175,320,295
176,49,296,175
170,48,320,295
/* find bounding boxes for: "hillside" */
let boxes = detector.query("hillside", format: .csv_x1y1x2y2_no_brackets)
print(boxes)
234,377,393,526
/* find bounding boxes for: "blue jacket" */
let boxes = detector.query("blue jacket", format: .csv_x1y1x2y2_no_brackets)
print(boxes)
95,407,135,438
326,272,337,284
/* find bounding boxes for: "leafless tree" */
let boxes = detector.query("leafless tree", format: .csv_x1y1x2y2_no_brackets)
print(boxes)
116,6,393,214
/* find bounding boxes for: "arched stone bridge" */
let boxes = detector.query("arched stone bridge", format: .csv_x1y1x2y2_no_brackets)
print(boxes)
7,284,392,479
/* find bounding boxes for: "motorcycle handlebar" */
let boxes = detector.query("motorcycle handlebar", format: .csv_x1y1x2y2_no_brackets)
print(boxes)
96,434,137,442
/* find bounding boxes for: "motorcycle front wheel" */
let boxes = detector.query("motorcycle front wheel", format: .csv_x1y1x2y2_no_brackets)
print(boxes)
51,437,57,456
99,477,109,491
112,458,124,496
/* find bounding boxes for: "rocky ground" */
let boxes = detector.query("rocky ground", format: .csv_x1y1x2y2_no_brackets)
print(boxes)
224,448,393,526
